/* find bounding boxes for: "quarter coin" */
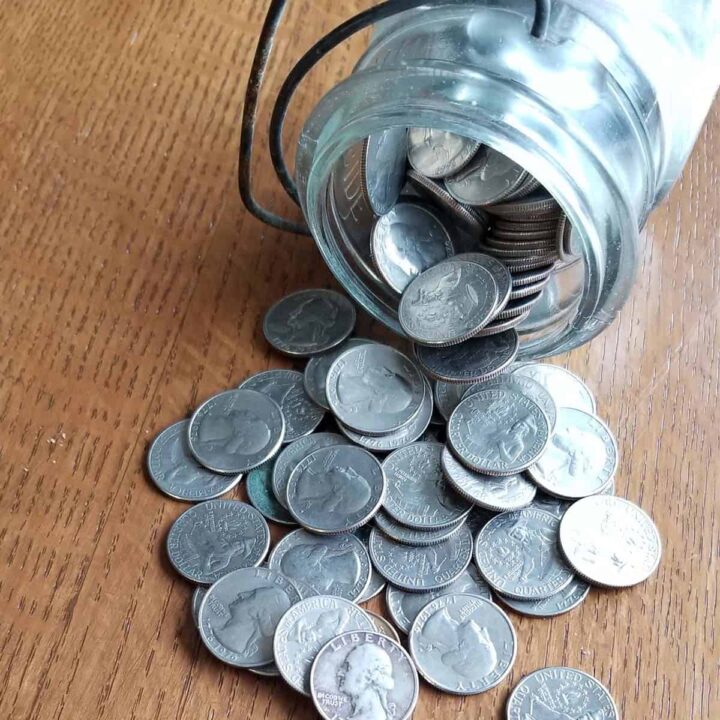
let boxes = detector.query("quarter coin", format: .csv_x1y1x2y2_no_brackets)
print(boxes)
353,524,386,602
373,509,466,547
245,461,297,526
407,127,480,178
434,380,472,421
365,610,401,643
448,252,512,314
362,127,407,215
498,576,590,618
512,363,596,413
190,586,207,627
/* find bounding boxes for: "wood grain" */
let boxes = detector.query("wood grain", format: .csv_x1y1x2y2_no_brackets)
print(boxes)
0,1,717,718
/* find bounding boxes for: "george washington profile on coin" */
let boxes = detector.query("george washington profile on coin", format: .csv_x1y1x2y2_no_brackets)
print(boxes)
338,642,396,720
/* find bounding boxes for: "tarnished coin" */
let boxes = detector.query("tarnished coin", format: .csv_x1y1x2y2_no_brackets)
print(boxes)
399,260,498,346
273,595,374,695
310,631,419,720
512,363,596,413
407,128,480,178
506,667,618,720
272,432,346,509
197,566,302,667
528,408,617,498
191,586,207,627
414,330,519,384
188,389,284,474
448,252,512,313
365,611,401,643
369,525,473,592
353,524,386,602
386,564,493,634
382,442,471,529
374,509,466,546
326,343,426,435
434,380,472,421
474,508,574,600
147,420,243,501
166,500,270,584
263,288,356,356
245,461,296,526
499,576,590,617
239,369,325,443
362,127,407,215
370,202,454,293
267,529,371,601
286,445,386,534
441,446,536,512
409,594,516,694
559,495,661,588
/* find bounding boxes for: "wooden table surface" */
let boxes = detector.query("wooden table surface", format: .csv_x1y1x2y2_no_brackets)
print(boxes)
1,1,718,718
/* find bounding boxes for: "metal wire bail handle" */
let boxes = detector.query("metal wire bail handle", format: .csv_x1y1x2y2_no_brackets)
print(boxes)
238,0,553,236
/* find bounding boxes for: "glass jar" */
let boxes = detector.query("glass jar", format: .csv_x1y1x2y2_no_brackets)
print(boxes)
295,0,719,358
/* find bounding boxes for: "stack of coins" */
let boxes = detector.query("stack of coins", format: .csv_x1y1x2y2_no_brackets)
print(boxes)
147,285,661,716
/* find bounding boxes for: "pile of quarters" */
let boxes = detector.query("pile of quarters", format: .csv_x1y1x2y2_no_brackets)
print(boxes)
148,284,661,718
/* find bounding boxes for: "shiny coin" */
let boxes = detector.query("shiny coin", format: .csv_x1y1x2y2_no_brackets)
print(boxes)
502,254,560,272
448,386,550,476
441,446,536,512
531,491,572,519
382,442,471,529
511,263,556,287
371,201,454,293
374,509,466,546
512,363,596,413
245,461,297,526
488,188,560,218
166,500,270,584
286,445,386,534
191,586,206,627
450,252,512,312
407,127,480,178
188,389,284,474
310,631,419,720
434,380,472,421
414,329,519,384
369,524,473,592
399,260,498,346
464,507,499,537
366,611,401,643
474,508,574,600
362,127,407,215
248,662,280,677
263,288,356,357
147,420,243,501
386,564,493,634
473,309,531,336
506,667,618,720
559,495,661,587
273,595,374,695
326,343,426,435
239,369,325,443
271,432,346,509
493,292,544,320
197,566,302,667
528,408,617,498
268,529,371,601
508,275,550,299
353,524,386,602
409,594,516,694
499,576,590,617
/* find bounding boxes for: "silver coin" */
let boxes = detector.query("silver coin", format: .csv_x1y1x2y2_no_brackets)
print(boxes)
188,389,284,474
191,586,207,627
362,128,407,215
506,667,618,720
414,330,519,384
528,408,617,498
474,508,574,600
407,128,480,178
399,260,498,346
464,507,499,537
304,338,376,409
263,288,356,357
434,380,471,421
409,594,516,694
310,631,419,720
166,500,270,584
464,373,558,432
386,564,493,634
473,309,530,337
488,188,560,218
337,376,433,452
510,263,556,287
382,442,472,529
369,525,473,592
245,461,297,526
448,252,512,314
370,202,454,293
353,524,386,602
441,446,536,512
365,611,401,643
267,529,371,601
147,420,243,501
198,566,302,667
531,491,572,519
374,509,466,546
326,343,426,435
559,495,662,588
286,445,386,534
499,576,590,617
273,595,374,695
248,661,280,677
271,432,347,510
239,369,325,443
512,363,596,413
448,387,550,476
